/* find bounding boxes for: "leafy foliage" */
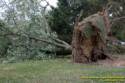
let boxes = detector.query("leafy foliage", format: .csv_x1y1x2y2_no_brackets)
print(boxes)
0,0,57,62
48,0,108,43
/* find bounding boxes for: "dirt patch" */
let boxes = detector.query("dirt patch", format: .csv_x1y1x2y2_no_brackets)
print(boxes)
97,57,125,67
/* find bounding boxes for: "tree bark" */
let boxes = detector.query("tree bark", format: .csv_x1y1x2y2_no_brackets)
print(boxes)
72,11,111,63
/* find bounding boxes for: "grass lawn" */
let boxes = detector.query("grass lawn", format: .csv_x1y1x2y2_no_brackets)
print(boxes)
0,59,125,83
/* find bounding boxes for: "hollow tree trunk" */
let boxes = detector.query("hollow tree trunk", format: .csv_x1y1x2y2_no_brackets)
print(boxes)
72,11,111,63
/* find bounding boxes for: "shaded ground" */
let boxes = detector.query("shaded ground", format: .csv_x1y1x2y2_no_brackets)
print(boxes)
0,58,125,83
97,55,125,67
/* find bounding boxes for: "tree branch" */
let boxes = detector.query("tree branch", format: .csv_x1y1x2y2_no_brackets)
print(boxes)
1,32,72,50
111,16,125,26
29,36,71,50
112,16,125,22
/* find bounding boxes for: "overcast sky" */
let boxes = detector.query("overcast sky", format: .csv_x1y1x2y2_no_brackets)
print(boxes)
47,0,58,7
0,0,58,18
41,0,58,9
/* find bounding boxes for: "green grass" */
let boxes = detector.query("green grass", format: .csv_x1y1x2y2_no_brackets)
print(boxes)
0,59,125,83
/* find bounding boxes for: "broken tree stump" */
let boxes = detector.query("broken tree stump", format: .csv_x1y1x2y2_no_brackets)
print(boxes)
72,11,111,63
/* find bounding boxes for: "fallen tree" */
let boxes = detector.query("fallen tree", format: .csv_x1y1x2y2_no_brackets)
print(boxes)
1,10,124,61
1,0,124,62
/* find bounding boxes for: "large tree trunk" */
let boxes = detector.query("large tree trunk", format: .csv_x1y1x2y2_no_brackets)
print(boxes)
72,11,111,63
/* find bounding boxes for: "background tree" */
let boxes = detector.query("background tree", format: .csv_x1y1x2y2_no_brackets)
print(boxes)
109,0,125,41
48,0,108,43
